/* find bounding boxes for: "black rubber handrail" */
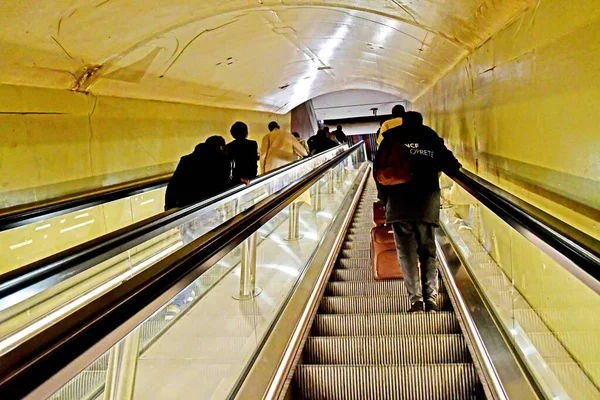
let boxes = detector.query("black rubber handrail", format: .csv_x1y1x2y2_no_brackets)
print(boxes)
0,174,173,232
0,142,363,399
0,146,343,232
452,169,600,292
0,146,348,307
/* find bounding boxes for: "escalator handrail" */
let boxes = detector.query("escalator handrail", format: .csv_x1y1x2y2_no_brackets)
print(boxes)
0,145,345,232
0,146,347,300
0,173,173,232
451,169,600,292
0,142,364,399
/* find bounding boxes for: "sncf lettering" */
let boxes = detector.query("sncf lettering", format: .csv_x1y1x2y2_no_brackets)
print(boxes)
410,149,435,158
404,143,419,149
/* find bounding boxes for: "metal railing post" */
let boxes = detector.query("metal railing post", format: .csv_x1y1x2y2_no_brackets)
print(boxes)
313,181,322,211
287,202,302,241
234,232,260,300
327,170,335,194
103,327,141,400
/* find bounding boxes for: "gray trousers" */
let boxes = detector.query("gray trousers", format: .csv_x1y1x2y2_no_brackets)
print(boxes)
391,222,438,304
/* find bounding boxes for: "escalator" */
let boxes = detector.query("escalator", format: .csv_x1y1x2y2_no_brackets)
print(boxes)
294,181,482,399
0,141,598,400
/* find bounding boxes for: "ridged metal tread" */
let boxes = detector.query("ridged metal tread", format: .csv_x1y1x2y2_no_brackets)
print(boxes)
325,281,445,297
345,234,370,242
319,294,449,314
303,335,470,364
330,269,376,281
341,240,370,250
340,249,371,259
295,364,480,400
336,258,371,269
312,313,460,336
326,281,407,296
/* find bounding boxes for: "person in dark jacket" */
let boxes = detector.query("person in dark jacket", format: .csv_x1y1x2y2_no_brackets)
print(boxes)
334,125,347,143
226,121,259,184
375,111,461,313
308,129,338,155
165,135,235,211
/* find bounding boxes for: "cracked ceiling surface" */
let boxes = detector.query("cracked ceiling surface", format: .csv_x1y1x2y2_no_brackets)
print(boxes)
0,0,535,113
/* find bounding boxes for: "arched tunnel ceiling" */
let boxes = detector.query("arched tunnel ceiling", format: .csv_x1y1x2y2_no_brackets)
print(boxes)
0,0,535,113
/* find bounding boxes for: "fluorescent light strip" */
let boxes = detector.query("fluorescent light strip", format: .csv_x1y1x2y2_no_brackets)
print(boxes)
0,241,183,356
60,219,95,233
140,199,155,206
9,240,33,250
35,224,51,231
74,213,89,219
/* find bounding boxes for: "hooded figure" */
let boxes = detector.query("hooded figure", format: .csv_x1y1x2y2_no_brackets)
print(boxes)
165,136,235,210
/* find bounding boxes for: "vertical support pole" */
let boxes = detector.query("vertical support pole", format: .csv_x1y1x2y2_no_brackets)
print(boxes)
313,181,322,211
327,170,335,194
234,232,260,299
103,328,141,400
287,202,301,241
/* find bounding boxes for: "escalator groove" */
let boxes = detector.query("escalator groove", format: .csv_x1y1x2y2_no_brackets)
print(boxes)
293,182,483,399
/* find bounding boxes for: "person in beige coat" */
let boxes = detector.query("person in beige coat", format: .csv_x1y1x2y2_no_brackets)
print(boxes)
260,121,309,173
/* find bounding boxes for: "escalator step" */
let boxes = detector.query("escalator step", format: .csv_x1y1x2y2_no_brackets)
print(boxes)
295,364,480,400
326,281,407,296
319,294,449,314
340,249,371,259
303,335,470,364
312,313,460,336
336,258,370,269
345,234,370,242
325,281,445,296
330,269,374,281
342,240,370,250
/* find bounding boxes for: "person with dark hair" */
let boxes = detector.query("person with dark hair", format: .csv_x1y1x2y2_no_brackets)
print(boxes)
165,135,235,211
322,126,339,144
226,121,259,184
377,104,406,146
334,125,347,143
260,121,308,172
375,111,461,313
309,128,338,155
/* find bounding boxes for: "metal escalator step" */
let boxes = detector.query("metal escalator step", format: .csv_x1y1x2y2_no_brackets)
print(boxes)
312,313,459,336
340,249,371,259
295,364,480,400
325,281,445,296
303,335,470,364
330,269,374,282
342,241,370,250
326,281,407,296
319,294,449,314
345,234,370,242
337,258,370,269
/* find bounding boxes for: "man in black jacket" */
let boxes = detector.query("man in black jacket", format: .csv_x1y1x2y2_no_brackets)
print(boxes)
165,136,235,211
376,111,461,313
227,121,259,184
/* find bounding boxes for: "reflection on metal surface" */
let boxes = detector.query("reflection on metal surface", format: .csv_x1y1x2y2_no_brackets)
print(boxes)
435,227,539,400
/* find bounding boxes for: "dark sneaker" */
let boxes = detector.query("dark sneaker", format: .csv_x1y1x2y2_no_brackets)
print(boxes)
408,301,425,313
425,300,438,312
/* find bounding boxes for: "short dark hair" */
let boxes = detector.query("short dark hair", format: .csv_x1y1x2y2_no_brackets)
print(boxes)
403,111,423,126
317,129,325,137
206,135,226,148
336,125,343,130
292,132,300,138
230,121,248,140
268,121,280,131
323,126,330,133
392,105,406,118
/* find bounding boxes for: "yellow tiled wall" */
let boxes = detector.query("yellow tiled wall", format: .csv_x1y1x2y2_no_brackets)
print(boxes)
0,84,290,199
